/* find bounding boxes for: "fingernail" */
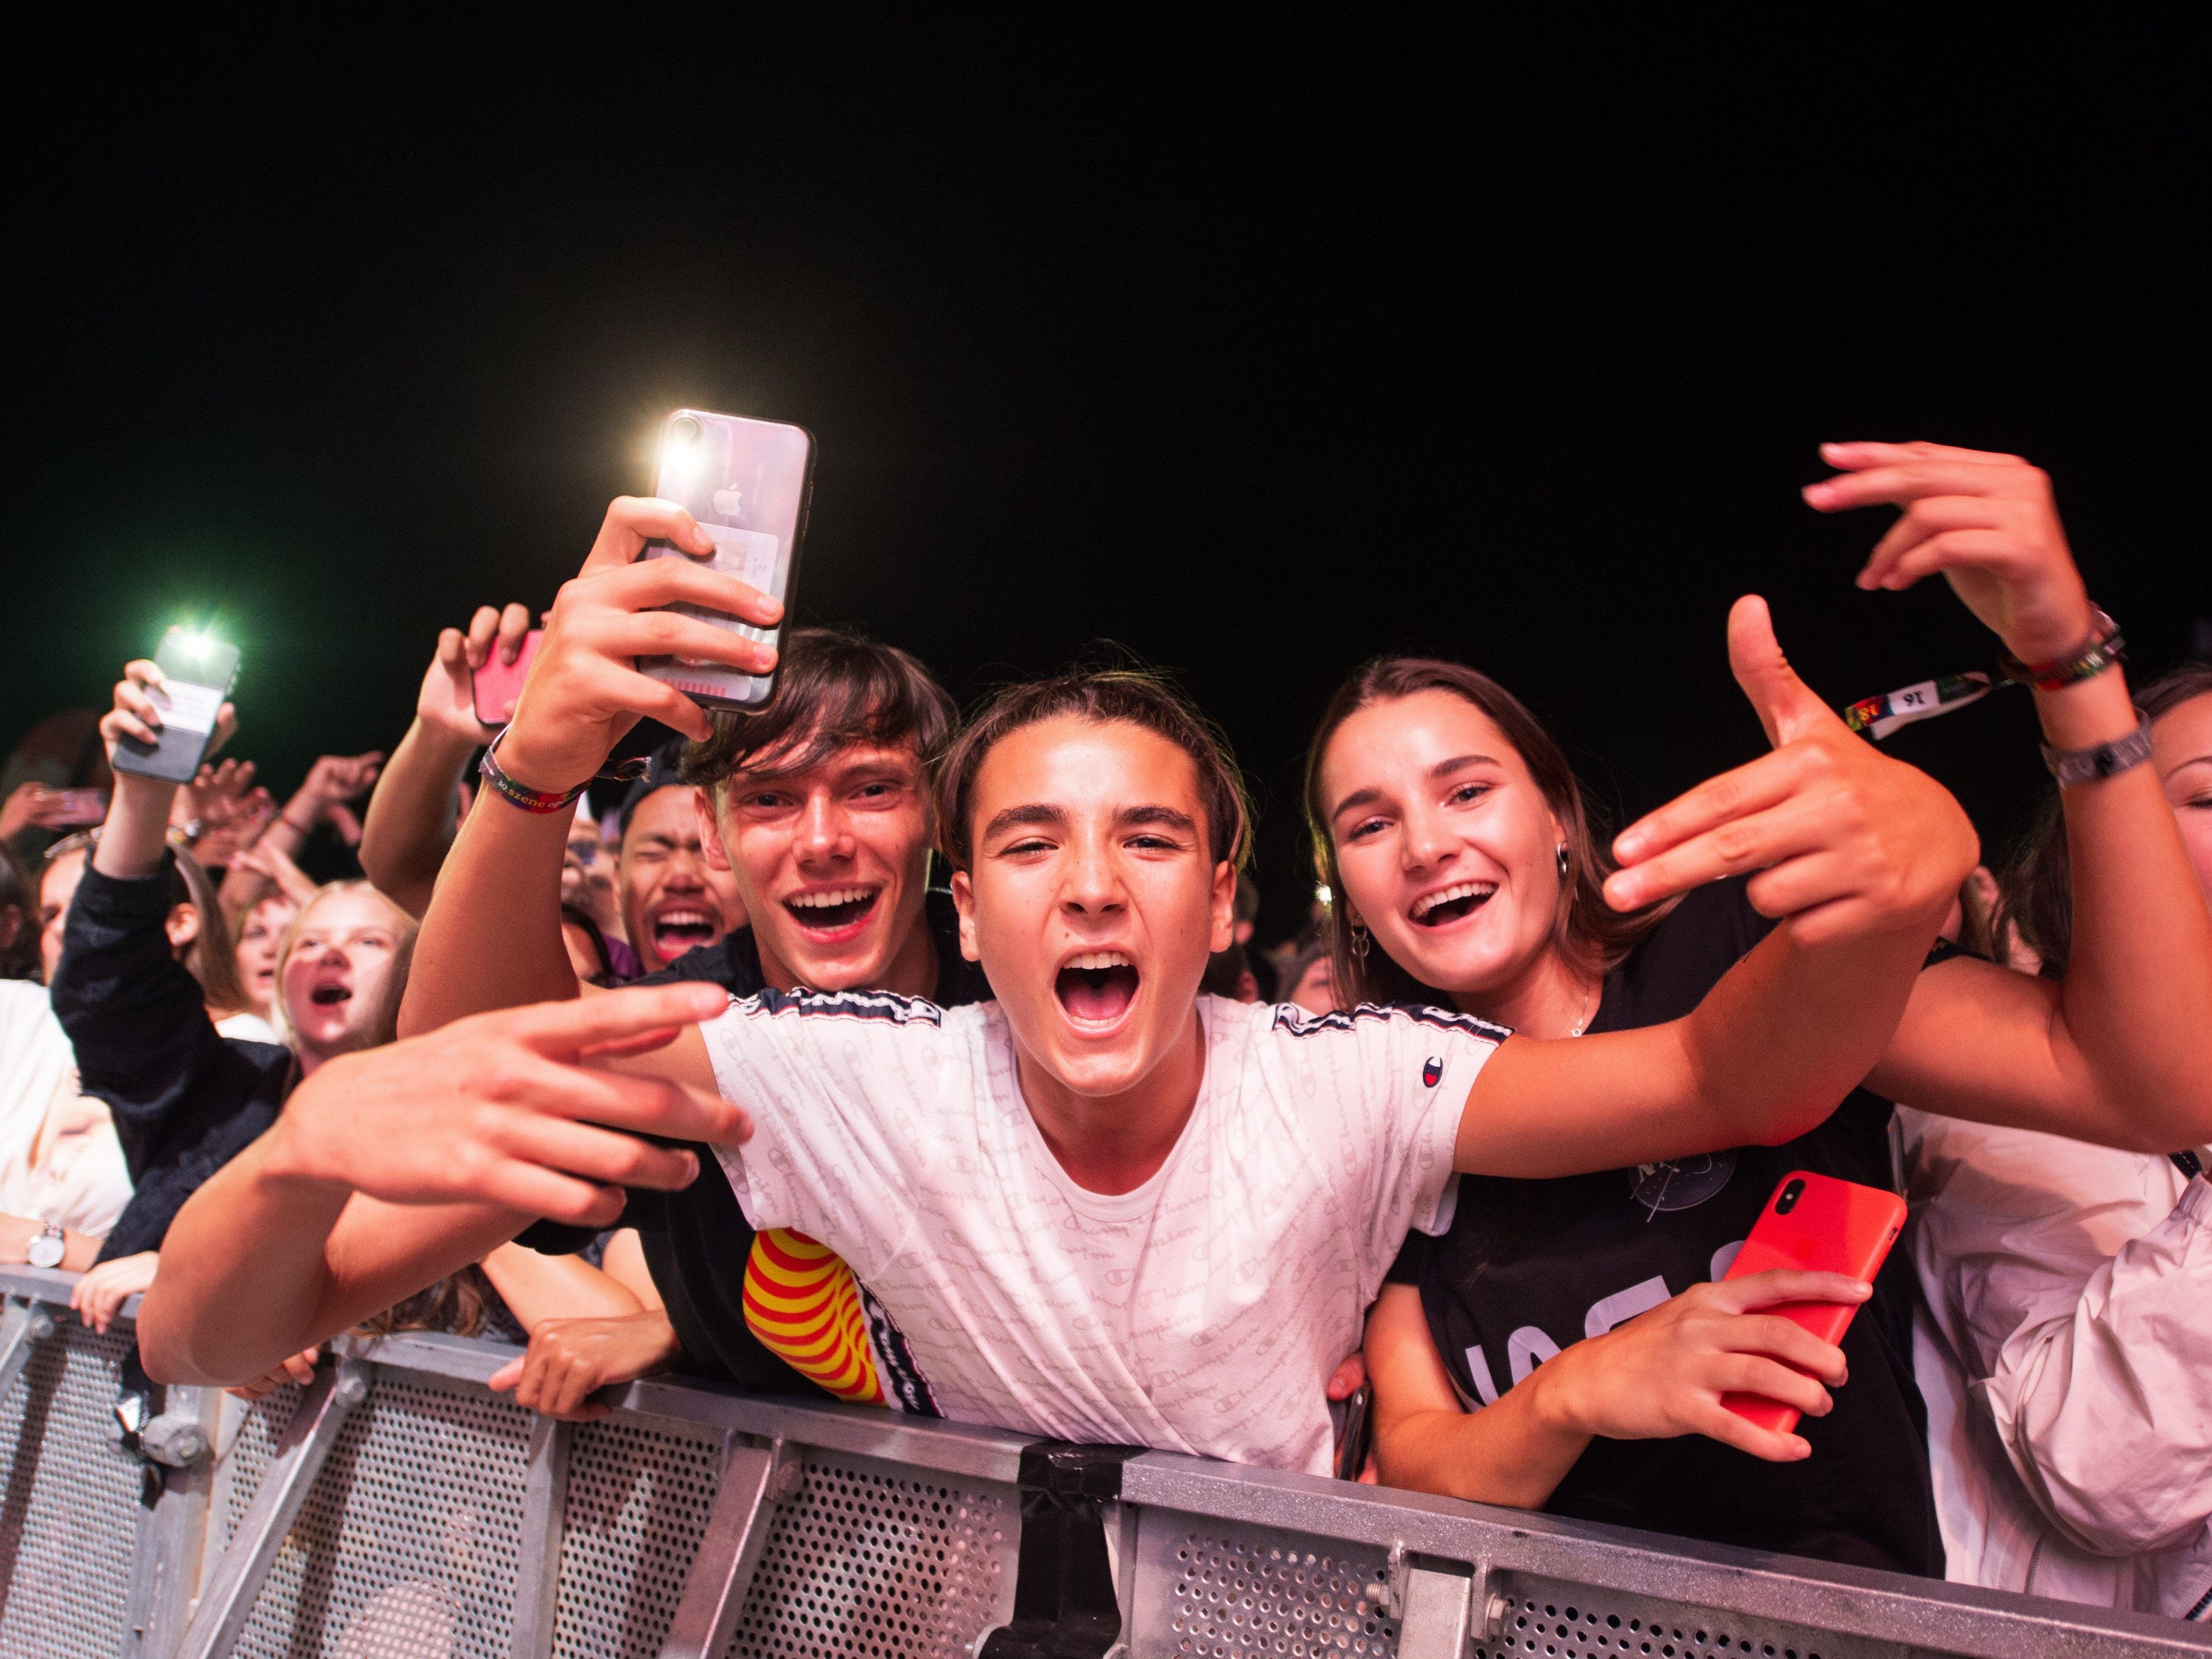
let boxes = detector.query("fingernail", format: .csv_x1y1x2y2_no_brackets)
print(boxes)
1819,442,1847,459
1801,481,1831,503
1854,570,1875,590
680,1151,700,1185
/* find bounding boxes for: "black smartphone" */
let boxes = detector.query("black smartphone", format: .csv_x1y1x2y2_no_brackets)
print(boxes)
1333,1381,1373,1483
111,627,241,785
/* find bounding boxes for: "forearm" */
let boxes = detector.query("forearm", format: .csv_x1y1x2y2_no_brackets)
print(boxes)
360,721,476,919
134,1136,355,1385
400,788,581,1035
1375,1369,1591,1508
1684,917,1935,1146
479,1243,644,1331
2046,671,2212,1145
94,774,176,879
139,1133,531,1385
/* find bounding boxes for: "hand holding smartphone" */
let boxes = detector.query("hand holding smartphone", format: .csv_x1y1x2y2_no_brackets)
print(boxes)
1720,1172,1905,1434
110,629,242,786
637,408,814,713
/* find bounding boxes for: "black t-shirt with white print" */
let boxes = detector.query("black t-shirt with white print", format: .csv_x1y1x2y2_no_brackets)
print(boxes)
517,889,990,1398
1386,876,1950,1576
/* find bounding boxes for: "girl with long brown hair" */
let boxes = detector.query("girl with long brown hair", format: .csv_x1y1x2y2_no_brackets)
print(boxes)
1311,442,2212,1573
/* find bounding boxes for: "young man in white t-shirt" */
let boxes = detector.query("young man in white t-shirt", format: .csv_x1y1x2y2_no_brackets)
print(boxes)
138,496,1975,1474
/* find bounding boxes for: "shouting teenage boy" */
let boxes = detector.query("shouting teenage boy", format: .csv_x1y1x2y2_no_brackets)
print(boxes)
140,497,1978,1473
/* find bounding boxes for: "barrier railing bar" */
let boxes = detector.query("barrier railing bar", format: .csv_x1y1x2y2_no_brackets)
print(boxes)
335,1326,1035,1483
509,1414,573,1659
120,1383,222,1659
1118,1452,2206,1659
658,1434,800,1659
1394,1554,1476,1659
0,1296,57,1403
174,1358,372,1659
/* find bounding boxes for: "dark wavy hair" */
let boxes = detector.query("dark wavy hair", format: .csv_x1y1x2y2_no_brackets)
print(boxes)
682,627,957,794
934,662,1251,874
1303,656,1670,1008
2000,662,2212,977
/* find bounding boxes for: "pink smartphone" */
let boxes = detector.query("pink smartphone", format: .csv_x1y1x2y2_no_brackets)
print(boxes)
470,630,542,728
638,408,814,714
48,788,108,826
1720,1171,1905,1434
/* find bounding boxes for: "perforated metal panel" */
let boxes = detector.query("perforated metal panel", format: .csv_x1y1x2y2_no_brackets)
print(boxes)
1474,1580,1904,1659
0,1321,144,1658
212,1380,304,1557
724,1447,1017,1659
225,1372,535,1658
1133,1515,1402,1658
553,1414,726,1658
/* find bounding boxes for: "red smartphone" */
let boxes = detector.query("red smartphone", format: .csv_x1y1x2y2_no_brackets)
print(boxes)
470,629,542,728
1719,1171,1906,1434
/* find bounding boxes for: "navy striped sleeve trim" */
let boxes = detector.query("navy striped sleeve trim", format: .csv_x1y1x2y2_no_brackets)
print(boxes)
736,986,947,1028
1269,999,1511,1044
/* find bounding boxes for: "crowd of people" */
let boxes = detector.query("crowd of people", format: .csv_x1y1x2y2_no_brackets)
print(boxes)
1,439,2207,1623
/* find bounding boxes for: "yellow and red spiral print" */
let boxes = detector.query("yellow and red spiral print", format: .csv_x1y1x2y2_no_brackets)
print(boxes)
742,1229,885,1405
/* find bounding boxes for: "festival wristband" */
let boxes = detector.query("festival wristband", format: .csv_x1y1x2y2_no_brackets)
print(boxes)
1843,672,1996,740
1997,608,2124,691
478,732,591,814
1843,608,2122,743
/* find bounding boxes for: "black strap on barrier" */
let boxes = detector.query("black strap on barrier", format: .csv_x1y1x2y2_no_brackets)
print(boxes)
979,1440,1142,1659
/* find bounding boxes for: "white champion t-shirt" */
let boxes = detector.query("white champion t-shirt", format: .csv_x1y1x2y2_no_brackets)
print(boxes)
705,990,1504,1475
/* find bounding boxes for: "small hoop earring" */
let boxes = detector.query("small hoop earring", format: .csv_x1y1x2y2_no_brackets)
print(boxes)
1555,842,1571,882
1350,922,1371,966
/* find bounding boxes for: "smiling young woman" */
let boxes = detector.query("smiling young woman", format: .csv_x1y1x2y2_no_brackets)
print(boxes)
1311,441,2212,1575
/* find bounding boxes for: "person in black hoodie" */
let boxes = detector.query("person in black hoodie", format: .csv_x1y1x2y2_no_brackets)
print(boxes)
55,658,418,1327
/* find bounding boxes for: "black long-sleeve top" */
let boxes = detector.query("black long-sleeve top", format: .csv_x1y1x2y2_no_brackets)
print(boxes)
51,856,292,1260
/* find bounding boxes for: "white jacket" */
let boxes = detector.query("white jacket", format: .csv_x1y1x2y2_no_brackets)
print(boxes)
1900,1108,2212,1622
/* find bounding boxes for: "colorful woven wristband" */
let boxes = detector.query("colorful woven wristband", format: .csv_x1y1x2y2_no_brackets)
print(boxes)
478,732,591,815
1995,607,2124,691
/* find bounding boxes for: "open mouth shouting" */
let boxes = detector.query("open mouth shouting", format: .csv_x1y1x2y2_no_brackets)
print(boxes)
1055,949,1141,1030
1410,880,1496,928
782,884,883,941
648,902,722,960
308,979,352,1008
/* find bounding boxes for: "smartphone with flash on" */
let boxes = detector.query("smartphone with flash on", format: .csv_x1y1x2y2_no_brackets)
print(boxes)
639,408,814,714
1720,1171,1906,1436
110,627,242,785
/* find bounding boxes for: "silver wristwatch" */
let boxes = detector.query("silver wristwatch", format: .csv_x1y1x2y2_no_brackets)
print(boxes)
2040,713,2154,788
24,1222,65,1270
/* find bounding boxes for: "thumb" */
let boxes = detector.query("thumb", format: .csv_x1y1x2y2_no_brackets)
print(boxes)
486,1357,523,1392
1728,596,1833,749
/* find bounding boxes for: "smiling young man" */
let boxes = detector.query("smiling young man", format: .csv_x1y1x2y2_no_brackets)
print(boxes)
144,506,1977,1472
393,571,986,1406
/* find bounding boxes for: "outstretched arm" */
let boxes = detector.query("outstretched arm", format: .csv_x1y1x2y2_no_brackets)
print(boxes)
1801,442,2212,1150
136,982,739,1386
1457,596,1975,1177
400,500,781,1035
360,604,530,917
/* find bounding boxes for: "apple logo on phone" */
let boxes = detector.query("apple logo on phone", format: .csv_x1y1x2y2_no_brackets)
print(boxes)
711,486,745,522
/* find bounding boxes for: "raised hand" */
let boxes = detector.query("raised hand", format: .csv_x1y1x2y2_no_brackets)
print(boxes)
496,497,784,794
1606,596,1978,946
1803,441,2096,665
100,660,237,763
262,980,744,1227
420,602,535,746
180,758,277,865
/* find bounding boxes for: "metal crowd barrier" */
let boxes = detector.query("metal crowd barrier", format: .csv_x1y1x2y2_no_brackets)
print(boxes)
0,1265,2200,1658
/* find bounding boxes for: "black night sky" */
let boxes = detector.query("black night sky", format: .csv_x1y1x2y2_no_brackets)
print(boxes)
5,22,2207,937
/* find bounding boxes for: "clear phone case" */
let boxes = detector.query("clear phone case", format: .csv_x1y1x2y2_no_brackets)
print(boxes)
639,408,815,713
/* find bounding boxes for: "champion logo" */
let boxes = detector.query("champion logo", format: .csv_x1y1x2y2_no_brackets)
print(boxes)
1422,1056,1443,1088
